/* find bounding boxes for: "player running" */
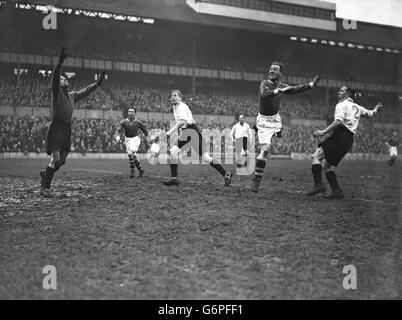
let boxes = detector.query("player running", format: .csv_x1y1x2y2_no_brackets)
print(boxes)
40,47,106,197
163,90,232,186
307,86,383,199
115,108,148,178
252,62,321,192
386,131,399,166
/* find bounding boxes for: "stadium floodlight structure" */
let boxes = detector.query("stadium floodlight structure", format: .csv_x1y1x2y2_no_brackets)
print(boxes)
14,2,155,24
289,35,400,55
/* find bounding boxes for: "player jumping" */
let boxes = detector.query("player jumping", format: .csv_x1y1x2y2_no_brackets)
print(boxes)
40,47,106,197
386,131,399,166
163,90,232,186
252,62,320,192
115,108,148,178
307,86,383,199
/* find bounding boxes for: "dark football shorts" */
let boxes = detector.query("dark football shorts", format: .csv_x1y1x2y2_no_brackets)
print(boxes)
319,125,353,167
176,124,207,156
46,120,72,155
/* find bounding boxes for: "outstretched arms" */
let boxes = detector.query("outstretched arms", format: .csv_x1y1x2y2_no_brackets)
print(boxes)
279,76,321,95
261,76,321,98
360,102,383,118
313,102,383,137
260,81,278,98
51,47,67,94
72,71,107,103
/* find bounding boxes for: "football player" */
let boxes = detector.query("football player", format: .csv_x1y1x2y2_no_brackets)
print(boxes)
307,86,383,199
116,108,148,178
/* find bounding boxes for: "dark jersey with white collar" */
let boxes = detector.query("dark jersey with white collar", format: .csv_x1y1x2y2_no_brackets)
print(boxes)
259,80,312,116
120,118,148,138
388,137,399,147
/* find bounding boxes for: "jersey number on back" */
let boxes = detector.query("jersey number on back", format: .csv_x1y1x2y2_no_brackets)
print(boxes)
351,106,359,119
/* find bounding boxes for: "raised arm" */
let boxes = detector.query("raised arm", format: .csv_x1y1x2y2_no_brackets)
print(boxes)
72,83,98,103
72,71,107,103
279,76,321,95
51,47,67,94
360,103,383,118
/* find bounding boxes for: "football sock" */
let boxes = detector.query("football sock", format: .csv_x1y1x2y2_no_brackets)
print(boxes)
210,160,227,177
43,166,55,189
312,164,322,185
326,171,341,191
170,164,178,178
134,159,143,172
128,155,135,171
254,159,266,181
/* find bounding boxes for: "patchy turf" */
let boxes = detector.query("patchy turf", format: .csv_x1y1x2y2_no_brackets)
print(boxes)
0,158,401,299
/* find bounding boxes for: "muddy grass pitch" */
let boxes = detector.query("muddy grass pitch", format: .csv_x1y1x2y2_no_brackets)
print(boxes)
0,158,401,299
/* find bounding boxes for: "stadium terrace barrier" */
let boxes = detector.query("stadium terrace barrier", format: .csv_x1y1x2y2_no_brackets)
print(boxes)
0,152,389,161
290,119,326,127
291,153,389,161
1,106,401,129
0,106,13,115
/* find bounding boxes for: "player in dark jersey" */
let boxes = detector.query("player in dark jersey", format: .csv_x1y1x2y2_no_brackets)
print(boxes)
387,131,399,166
252,62,321,192
40,47,107,197
116,108,148,178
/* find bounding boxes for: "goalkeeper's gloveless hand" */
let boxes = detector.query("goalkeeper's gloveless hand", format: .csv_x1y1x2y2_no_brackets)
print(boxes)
97,71,107,86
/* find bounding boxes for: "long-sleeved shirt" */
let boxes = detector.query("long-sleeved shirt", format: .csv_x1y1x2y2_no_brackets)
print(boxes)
119,118,148,138
259,79,313,116
333,97,375,134
231,122,252,139
173,102,196,127
388,137,399,147
51,62,98,124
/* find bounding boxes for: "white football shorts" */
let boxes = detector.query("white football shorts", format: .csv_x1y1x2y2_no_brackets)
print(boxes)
150,142,160,154
125,136,141,154
389,146,398,158
256,113,282,145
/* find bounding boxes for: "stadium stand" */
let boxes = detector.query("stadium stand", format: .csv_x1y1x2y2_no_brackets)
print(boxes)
0,9,398,84
0,114,396,155
0,74,400,122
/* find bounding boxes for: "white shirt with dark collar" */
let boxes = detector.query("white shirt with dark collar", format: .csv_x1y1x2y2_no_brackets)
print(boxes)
334,97,375,135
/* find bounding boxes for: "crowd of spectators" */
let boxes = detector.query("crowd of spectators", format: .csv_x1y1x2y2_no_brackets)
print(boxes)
1,75,400,123
0,115,396,156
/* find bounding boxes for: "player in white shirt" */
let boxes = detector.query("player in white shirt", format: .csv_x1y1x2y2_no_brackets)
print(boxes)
148,135,161,165
163,90,232,186
231,115,252,167
307,86,383,199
